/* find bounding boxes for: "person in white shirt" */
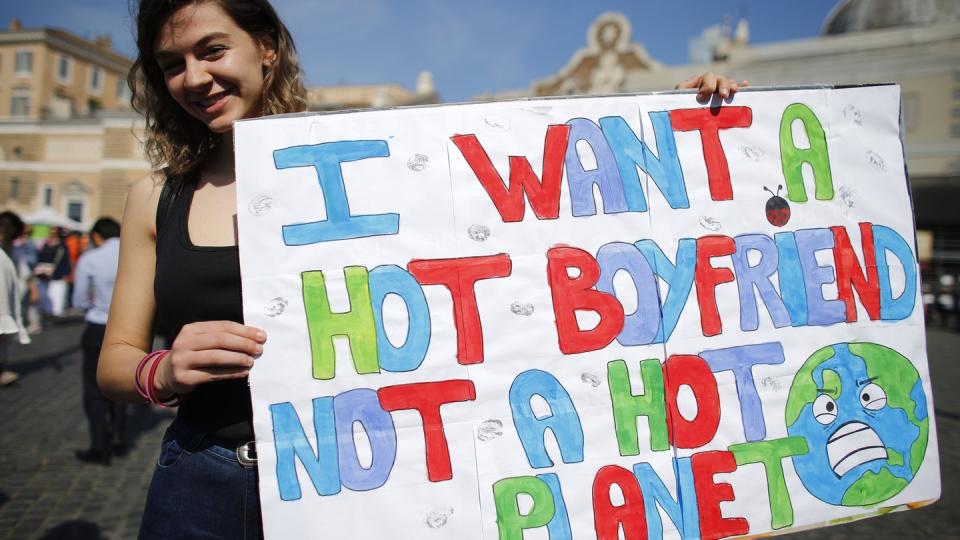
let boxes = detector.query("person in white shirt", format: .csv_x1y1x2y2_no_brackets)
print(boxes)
72,218,125,464
0,211,29,386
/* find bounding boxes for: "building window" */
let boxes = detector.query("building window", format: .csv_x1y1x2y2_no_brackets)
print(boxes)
50,90,73,119
12,147,23,159
57,54,71,83
89,66,101,92
67,201,83,223
10,89,30,117
9,178,19,201
14,50,32,75
116,77,130,101
43,186,53,207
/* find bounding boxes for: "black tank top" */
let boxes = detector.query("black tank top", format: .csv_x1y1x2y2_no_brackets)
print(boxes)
154,174,252,439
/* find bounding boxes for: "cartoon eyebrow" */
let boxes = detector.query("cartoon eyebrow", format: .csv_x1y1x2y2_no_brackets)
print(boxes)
817,387,838,395
857,377,878,386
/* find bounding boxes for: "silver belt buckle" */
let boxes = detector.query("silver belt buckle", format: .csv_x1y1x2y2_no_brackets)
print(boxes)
237,441,257,467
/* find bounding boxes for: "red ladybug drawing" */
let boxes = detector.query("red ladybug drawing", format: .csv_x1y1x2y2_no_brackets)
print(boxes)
763,185,791,227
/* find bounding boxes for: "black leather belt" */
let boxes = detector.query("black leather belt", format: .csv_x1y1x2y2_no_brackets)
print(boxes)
207,421,257,466
204,436,258,467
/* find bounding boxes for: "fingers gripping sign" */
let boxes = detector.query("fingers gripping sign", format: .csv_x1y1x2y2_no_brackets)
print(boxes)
676,71,749,102
155,321,267,396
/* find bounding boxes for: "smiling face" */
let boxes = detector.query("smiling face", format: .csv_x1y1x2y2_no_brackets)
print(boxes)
154,2,275,134
786,343,929,506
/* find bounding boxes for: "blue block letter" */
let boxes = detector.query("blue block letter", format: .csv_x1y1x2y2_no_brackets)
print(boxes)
333,389,398,491
270,398,340,500
369,265,431,372
873,225,918,320
565,118,628,217
509,370,584,468
275,140,400,245
700,342,786,441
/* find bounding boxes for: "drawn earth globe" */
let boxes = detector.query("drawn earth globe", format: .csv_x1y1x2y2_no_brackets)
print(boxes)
785,342,928,506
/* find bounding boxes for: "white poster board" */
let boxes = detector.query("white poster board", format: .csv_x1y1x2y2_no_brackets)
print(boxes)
235,85,939,539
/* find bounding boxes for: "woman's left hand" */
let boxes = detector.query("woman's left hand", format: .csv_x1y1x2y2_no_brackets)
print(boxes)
676,72,749,102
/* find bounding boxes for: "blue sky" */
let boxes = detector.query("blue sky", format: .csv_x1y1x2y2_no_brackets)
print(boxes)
2,0,839,102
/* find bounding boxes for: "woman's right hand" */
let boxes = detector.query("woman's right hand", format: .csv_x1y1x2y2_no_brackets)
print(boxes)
154,321,266,396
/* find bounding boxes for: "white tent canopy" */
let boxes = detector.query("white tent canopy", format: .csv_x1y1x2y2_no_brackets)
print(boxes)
22,207,83,230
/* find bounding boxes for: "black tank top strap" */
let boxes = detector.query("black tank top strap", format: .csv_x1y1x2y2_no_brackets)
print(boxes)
156,174,176,233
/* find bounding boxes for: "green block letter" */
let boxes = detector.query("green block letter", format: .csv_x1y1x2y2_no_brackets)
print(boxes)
729,436,808,530
607,359,669,454
302,267,379,380
493,476,556,540
779,103,834,202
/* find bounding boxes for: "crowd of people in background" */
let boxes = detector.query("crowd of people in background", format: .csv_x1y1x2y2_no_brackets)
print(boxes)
0,212,121,379
0,210,127,467
0,213,98,342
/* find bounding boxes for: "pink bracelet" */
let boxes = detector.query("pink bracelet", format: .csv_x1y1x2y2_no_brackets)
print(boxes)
138,350,182,407
135,350,166,402
146,350,182,407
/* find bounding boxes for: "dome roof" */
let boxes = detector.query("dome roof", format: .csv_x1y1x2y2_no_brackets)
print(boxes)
821,0,960,35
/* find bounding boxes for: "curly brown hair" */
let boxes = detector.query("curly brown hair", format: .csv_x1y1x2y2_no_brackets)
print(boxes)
129,0,307,179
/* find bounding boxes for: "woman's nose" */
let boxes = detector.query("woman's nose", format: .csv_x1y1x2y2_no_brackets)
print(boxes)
183,58,212,90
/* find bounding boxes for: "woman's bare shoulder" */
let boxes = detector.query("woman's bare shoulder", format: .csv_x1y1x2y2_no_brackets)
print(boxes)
124,171,167,236
128,171,166,204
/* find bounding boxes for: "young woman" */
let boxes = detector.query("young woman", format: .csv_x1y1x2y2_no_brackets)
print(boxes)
99,0,744,536
98,0,304,537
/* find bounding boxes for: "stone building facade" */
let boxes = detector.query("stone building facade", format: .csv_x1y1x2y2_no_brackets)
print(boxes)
0,19,132,120
0,20,145,228
0,113,147,226
308,71,439,111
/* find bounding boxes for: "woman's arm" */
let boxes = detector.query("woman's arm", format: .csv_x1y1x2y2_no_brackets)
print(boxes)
98,173,267,403
97,173,163,402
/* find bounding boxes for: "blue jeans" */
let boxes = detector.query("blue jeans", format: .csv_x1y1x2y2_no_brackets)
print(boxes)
139,421,262,539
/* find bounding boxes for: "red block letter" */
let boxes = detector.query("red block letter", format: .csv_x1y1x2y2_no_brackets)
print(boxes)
451,124,570,222
832,223,880,322
408,254,512,365
547,246,624,354
592,465,648,540
377,380,477,482
691,451,749,540
669,107,752,201
664,355,721,448
695,236,735,337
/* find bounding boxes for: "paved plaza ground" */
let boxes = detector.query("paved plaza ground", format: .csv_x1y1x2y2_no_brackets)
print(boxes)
0,321,958,539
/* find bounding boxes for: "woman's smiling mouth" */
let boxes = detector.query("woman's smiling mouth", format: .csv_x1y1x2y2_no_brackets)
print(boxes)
196,89,232,113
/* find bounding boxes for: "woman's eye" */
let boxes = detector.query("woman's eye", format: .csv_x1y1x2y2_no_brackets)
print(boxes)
813,394,838,425
205,46,227,59
159,61,183,75
860,383,887,411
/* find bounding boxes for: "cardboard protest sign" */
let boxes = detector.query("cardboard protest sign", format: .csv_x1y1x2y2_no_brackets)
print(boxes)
234,85,939,539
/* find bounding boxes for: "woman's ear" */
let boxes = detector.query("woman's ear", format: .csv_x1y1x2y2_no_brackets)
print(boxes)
258,36,278,68
262,47,277,68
